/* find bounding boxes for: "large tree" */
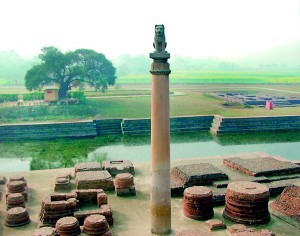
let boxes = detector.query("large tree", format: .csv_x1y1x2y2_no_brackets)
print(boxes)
25,46,116,98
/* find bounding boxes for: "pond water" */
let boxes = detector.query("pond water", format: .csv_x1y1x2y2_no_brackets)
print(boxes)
0,131,300,173
89,132,300,163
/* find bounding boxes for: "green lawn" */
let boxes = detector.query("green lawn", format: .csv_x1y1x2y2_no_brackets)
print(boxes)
84,89,152,97
0,83,300,124
1,91,300,124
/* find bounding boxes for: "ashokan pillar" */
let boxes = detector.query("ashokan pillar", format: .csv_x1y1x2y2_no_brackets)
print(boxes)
149,24,171,235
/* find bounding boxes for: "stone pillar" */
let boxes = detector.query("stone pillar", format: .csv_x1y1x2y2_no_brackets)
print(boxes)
149,24,171,235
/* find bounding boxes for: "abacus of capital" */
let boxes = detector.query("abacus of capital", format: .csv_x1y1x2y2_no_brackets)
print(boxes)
149,24,172,235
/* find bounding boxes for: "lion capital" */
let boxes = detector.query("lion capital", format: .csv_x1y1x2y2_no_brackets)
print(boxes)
153,24,167,53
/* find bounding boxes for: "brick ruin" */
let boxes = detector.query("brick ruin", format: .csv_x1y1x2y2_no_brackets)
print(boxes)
213,92,300,107
270,186,300,229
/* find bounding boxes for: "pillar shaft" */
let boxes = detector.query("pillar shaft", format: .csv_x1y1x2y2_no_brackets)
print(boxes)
150,58,171,235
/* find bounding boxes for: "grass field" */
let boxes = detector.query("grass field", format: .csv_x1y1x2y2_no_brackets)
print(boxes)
118,71,300,84
0,84,300,123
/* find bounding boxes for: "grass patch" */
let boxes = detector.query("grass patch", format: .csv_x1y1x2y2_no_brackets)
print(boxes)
222,101,247,109
0,104,96,123
84,89,152,97
0,84,300,123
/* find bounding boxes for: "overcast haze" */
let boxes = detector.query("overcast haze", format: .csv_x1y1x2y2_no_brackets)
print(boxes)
0,0,299,58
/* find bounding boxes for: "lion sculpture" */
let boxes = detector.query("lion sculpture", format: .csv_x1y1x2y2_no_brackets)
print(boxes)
153,24,167,53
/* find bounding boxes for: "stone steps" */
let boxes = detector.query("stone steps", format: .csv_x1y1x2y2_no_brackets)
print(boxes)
211,115,300,134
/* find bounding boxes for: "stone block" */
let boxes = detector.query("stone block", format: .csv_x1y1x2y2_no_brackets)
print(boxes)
75,171,114,191
171,163,228,188
50,192,77,201
74,162,102,175
72,189,105,205
74,204,113,226
102,160,135,176
40,196,78,226
223,157,300,177
205,219,227,230
97,192,108,207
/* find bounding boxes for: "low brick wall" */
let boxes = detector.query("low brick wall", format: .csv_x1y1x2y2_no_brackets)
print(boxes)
1,115,299,140
121,115,214,135
93,119,122,135
0,121,97,141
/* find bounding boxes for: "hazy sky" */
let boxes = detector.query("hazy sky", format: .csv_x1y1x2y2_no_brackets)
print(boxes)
0,0,299,58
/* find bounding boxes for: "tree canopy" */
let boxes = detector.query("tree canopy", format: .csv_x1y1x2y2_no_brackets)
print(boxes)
25,46,116,98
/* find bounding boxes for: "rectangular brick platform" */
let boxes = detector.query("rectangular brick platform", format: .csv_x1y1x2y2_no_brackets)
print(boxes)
171,163,228,194
74,162,102,175
75,171,114,191
223,157,300,177
102,160,134,176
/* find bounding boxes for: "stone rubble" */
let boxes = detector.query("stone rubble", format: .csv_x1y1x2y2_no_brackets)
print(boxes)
204,219,227,230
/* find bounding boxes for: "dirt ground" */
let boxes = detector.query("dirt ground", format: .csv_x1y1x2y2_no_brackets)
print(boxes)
0,152,299,236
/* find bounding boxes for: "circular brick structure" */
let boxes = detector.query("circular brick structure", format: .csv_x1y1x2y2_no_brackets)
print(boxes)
55,217,81,236
83,214,112,235
9,176,26,183
33,227,59,236
114,173,134,188
56,177,69,184
183,186,214,220
223,181,270,225
6,193,25,210
7,180,26,193
5,207,30,227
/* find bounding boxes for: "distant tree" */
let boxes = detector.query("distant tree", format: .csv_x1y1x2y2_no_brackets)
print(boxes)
0,50,38,84
25,46,116,98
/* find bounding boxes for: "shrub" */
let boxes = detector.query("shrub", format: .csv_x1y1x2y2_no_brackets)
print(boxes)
67,91,86,103
0,94,18,103
23,92,44,101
